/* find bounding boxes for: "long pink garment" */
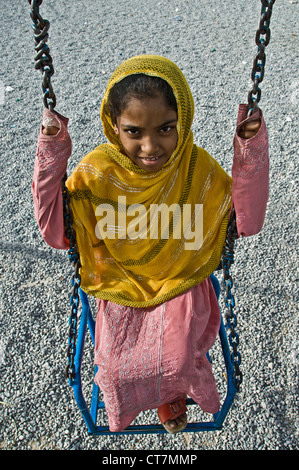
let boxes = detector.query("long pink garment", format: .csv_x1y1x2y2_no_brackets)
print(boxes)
94,279,220,431
32,105,269,431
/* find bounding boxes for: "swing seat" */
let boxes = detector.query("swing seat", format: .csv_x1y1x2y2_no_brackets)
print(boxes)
68,274,238,435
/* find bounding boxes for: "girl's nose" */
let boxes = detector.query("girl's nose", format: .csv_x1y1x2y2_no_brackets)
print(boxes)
141,135,159,155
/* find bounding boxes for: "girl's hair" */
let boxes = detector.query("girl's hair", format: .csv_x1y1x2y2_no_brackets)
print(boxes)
107,74,177,123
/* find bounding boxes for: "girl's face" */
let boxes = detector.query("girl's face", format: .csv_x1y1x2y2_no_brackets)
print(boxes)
113,94,178,173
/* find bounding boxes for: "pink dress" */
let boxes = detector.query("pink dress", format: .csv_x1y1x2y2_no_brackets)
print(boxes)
32,105,269,431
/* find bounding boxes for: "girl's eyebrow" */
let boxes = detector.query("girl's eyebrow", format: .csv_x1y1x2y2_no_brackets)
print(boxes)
121,119,178,130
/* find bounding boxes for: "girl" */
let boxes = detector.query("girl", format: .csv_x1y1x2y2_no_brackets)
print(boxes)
32,55,269,433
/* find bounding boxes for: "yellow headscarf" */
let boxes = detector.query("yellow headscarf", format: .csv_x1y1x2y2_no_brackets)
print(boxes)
66,55,232,307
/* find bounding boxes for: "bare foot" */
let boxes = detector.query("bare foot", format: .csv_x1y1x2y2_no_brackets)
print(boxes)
164,412,187,432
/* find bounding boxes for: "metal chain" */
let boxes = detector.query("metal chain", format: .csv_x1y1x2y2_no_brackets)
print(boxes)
223,0,276,391
29,0,81,380
61,177,82,381
221,209,243,392
28,0,56,110
248,0,276,115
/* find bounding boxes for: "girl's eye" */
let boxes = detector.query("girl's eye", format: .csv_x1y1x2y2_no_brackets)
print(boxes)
125,129,140,136
160,126,174,133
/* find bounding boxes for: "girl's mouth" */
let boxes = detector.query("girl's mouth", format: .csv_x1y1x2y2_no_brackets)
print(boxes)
139,155,162,162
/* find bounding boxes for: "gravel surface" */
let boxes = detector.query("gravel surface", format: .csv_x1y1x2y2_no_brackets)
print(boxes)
0,0,298,451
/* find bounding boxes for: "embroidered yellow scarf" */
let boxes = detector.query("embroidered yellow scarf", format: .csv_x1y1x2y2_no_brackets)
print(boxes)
66,55,232,307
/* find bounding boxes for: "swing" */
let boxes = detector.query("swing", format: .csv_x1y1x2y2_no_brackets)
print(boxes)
28,0,275,435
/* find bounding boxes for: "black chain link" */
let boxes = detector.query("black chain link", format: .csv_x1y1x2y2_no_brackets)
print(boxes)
248,0,276,115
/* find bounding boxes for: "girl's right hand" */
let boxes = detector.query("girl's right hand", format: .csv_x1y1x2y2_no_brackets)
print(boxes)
42,114,60,135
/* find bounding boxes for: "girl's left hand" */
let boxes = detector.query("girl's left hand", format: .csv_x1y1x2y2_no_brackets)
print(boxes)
239,120,261,139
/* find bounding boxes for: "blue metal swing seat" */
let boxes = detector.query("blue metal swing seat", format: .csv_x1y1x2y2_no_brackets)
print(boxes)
68,274,238,435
